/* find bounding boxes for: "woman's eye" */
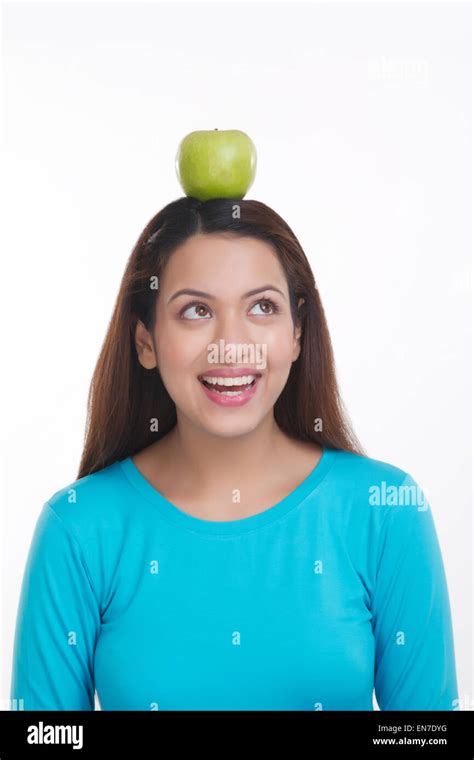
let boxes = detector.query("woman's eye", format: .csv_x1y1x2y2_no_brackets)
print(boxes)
249,299,279,316
180,303,211,320
179,298,279,320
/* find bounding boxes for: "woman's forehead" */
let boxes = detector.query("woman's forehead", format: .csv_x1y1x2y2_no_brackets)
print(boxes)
160,235,287,293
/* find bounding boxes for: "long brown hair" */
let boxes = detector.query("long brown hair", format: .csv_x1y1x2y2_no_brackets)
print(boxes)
77,196,365,478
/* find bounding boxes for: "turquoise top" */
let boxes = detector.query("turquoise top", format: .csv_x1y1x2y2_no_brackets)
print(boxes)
10,446,458,710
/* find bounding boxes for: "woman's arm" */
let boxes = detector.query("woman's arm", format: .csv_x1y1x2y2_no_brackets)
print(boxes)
371,473,459,710
10,502,101,710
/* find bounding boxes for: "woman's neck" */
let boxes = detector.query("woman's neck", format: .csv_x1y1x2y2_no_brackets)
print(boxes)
169,413,286,482
137,414,322,508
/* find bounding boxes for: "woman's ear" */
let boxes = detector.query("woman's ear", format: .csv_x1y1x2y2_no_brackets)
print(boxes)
134,319,158,370
292,298,305,362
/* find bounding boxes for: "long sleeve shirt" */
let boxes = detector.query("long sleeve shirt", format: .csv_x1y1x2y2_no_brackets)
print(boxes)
10,446,459,710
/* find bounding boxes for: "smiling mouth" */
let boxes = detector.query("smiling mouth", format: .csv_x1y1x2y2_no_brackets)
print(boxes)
198,373,261,396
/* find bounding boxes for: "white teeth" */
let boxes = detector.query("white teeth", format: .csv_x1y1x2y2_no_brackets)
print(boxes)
200,374,257,387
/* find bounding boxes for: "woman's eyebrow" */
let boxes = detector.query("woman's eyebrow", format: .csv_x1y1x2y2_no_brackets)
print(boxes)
167,285,286,304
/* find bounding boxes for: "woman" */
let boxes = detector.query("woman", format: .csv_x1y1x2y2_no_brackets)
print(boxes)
10,197,458,710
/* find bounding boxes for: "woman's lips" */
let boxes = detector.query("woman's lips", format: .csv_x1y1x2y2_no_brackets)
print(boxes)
197,371,262,407
198,367,262,378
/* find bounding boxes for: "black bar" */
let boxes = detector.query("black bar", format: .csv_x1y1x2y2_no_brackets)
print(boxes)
0,709,472,757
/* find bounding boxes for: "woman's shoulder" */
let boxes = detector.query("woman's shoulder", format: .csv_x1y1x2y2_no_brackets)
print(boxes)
327,447,432,538
22,459,134,619
42,457,132,541
326,447,430,520
329,446,413,486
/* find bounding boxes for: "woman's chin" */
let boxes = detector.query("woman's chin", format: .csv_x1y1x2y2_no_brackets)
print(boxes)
180,403,269,439
196,413,264,438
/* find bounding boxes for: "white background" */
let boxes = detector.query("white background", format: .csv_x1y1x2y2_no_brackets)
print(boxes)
1,1,472,710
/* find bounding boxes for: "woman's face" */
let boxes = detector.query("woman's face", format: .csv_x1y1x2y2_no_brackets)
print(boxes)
135,233,302,438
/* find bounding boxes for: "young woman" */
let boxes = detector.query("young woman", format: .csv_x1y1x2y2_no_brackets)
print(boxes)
10,197,458,710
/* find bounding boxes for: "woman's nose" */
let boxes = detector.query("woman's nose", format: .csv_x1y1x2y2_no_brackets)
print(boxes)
211,310,255,347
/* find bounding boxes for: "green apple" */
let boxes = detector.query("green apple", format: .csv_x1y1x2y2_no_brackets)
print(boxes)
175,129,257,201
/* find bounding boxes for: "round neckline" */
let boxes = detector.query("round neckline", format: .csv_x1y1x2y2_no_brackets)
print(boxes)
119,445,337,536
